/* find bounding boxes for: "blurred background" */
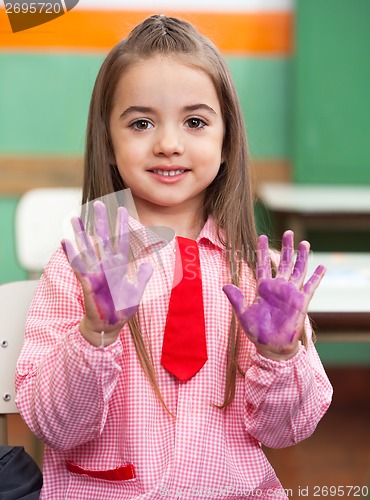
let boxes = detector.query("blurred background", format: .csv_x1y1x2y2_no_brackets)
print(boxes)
0,0,369,497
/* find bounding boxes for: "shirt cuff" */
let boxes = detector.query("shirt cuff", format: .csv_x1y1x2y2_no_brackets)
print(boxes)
252,342,306,371
68,325,124,357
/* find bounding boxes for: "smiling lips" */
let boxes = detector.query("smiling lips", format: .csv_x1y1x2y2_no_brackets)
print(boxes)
149,167,190,182
152,169,187,177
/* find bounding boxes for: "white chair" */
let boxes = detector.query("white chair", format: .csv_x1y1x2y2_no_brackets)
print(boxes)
0,280,38,445
15,187,82,277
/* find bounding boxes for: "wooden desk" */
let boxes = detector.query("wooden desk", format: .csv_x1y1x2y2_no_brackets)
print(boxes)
307,252,370,342
258,182,370,242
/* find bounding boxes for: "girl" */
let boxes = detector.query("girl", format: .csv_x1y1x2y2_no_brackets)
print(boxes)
16,15,332,500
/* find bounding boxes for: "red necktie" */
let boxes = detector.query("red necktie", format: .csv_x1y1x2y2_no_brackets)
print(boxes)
161,237,207,381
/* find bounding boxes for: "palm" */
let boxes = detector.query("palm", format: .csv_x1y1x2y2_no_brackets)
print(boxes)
223,231,325,353
81,261,145,326
239,278,305,347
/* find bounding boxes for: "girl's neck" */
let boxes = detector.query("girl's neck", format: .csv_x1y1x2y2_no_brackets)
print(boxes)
133,199,205,240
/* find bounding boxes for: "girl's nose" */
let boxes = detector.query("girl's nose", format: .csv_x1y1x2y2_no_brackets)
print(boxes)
153,127,185,157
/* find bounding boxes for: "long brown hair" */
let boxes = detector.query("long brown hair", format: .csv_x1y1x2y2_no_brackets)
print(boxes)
82,15,292,410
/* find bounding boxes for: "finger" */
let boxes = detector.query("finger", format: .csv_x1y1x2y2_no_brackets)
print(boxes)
256,234,272,281
61,238,77,264
71,216,97,267
222,284,247,316
290,241,310,288
136,261,153,290
94,201,113,255
302,264,326,304
111,262,153,312
61,239,88,274
276,230,295,280
116,206,130,258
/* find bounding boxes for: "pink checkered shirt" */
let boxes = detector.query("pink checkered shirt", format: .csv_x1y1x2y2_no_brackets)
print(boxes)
16,217,332,500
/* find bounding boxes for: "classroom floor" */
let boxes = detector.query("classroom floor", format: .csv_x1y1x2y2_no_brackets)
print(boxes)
264,367,370,499
8,367,370,499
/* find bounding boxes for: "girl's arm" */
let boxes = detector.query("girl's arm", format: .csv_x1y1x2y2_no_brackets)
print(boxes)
223,231,333,447
243,323,333,448
15,252,124,451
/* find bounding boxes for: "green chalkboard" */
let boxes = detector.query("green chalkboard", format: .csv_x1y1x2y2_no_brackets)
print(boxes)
294,0,370,184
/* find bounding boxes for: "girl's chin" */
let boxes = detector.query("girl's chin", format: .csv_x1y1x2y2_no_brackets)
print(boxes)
132,195,203,212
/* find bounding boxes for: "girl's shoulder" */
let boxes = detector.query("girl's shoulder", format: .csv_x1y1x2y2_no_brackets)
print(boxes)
40,246,80,290
44,246,74,272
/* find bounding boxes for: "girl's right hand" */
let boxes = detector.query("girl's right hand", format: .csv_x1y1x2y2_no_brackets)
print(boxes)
62,201,153,347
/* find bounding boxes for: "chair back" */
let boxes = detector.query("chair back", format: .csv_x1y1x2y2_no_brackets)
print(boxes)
0,280,38,445
15,187,82,277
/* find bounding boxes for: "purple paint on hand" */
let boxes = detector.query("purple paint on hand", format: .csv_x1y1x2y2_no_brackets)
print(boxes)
62,200,153,325
223,231,326,351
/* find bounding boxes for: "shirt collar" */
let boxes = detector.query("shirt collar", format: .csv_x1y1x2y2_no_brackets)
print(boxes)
128,216,175,258
197,216,225,250
128,215,225,254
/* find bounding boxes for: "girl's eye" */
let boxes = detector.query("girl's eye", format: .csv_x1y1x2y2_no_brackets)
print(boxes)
131,120,153,130
186,118,206,129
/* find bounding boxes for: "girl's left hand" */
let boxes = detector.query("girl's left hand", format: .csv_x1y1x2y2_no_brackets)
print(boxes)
223,231,325,360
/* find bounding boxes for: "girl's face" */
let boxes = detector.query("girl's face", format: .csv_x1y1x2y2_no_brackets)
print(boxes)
109,55,224,220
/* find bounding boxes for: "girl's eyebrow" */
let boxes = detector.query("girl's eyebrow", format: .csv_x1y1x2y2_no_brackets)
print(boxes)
120,103,217,119
120,106,153,119
183,104,217,115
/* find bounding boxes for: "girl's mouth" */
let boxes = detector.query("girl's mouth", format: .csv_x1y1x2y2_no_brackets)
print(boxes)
148,168,191,184
151,169,187,177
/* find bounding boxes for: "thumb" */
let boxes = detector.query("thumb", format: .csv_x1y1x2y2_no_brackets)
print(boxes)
223,284,246,316
137,261,153,289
